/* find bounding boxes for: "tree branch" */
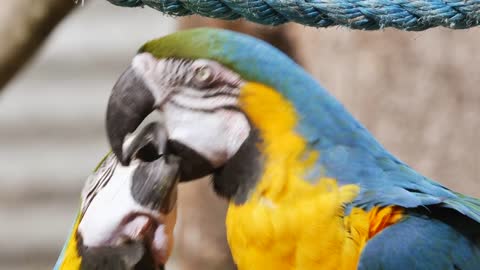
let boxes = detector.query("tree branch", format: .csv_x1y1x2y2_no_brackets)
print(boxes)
0,0,75,91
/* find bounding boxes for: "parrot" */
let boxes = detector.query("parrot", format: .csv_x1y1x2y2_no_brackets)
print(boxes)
54,122,179,270
101,27,480,270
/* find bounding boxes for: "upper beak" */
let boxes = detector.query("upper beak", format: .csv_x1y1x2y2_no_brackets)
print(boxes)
106,66,157,166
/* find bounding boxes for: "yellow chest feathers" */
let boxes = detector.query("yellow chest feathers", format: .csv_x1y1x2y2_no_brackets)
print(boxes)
226,179,362,270
225,83,402,270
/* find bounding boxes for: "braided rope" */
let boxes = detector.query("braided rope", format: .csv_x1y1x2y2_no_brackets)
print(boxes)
107,0,480,31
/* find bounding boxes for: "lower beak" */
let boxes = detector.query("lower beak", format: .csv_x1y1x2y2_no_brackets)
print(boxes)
54,210,175,270
54,149,179,269
78,208,177,270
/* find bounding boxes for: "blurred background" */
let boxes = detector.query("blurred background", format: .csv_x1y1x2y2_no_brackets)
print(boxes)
0,1,478,270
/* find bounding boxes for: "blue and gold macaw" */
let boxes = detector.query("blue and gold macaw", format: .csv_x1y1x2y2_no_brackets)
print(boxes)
101,28,480,269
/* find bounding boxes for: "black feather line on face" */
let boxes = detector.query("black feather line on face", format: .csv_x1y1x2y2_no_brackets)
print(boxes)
82,154,117,214
163,58,242,97
201,91,240,99
179,89,239,99
168,99,242,114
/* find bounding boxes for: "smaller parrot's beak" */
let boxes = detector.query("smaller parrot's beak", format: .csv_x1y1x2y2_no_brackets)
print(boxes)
106,65,156,166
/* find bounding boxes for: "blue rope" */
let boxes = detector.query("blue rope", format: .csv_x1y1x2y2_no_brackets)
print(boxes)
106,0,480,31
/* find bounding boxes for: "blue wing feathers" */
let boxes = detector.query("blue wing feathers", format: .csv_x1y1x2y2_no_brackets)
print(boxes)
310,131,480,224
359,215,480,270
444,195,480,223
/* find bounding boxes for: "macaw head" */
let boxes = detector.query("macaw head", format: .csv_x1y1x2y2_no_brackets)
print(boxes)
105,28,354,202
54,123,178,270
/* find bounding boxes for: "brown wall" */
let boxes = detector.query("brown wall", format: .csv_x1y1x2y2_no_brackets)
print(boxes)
293,26,480,195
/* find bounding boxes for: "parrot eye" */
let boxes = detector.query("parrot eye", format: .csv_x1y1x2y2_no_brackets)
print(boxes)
195,66,213,81
192,65,215,88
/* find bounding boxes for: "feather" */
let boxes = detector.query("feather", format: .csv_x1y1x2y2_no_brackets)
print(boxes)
359,214,480,270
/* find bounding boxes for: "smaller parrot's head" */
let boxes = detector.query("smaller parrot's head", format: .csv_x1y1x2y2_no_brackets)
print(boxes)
55,123,178,270
106,28,321,201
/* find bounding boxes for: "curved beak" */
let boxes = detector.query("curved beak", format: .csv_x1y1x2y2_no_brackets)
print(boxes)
106,66,156,166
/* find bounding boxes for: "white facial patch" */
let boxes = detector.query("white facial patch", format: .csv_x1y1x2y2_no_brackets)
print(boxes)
79,163,144,246
78,161,172,247
131,54,251,167
132,53,173,107
163,103,250,167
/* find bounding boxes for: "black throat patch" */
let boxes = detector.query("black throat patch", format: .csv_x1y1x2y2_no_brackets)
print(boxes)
212,129,264,204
